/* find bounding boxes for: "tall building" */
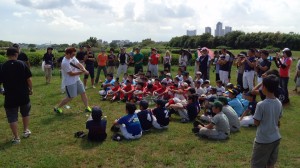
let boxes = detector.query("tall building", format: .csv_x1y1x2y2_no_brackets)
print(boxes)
225,26,232,35
187,30,197,36
215,22,223,37
205,27,211,35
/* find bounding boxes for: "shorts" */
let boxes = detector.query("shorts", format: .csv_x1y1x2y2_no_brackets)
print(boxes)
5,103,31,123
65,80,85,98
251,139,280,168
84,65,95,79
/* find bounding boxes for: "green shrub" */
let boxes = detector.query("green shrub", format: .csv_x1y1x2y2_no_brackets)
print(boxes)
0,55,7,63
0,50,6,56
30,48,36,52
216,46,231,49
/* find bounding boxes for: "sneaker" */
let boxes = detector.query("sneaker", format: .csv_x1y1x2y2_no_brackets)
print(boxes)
85,86,88,90
54,107,63,114
23,130,31,138
85,106,92,112
180,118,189,123
12,138,21,144
92,85,96,89
112,133,123,141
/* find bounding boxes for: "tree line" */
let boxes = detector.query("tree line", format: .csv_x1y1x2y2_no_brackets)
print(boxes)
168,31,300,50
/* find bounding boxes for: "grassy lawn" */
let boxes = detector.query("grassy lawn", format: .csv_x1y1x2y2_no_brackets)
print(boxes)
0,60,300,167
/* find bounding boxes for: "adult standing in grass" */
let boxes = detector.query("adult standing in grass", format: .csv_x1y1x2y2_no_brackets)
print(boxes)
251,75,282,168
242,48,257,92
43,47,55,84
107,48,116,75
12,43,30,68
163,50,172,72
133,48,144,74
148,48,159,77
95,48,108,84
54,47,91,114
218,48,230,85
76,45,85,65
0,47,33,144
179,50,188,71
116,47,129,80
197,48,210,81
256,50,271,84
83,45,96,89
274,48,292,104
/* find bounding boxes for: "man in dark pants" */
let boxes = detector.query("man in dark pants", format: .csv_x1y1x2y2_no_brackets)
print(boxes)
83,45,96,89
133,48,144,74
0,47,33,144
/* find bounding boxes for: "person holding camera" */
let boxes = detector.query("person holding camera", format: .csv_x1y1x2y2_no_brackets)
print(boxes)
256,50,271,84
242,49,257,92
274,48,293,103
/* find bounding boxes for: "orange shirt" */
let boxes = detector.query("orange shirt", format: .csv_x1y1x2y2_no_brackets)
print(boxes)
97,54,108,66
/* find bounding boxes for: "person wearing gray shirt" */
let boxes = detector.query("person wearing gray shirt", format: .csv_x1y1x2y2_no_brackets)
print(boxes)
198,101,230,140
251,75,282,168
218,97,240,133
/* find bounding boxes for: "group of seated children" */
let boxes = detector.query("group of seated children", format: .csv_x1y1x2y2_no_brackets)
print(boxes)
93,68,287,141
86,99,170,141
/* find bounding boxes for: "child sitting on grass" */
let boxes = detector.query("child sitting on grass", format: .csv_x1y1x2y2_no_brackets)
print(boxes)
152,99,169,129
239,92,257,127
112,103,142,140
137,100,153,132
195,101,230,140
86,106,107,142
105,81,121,102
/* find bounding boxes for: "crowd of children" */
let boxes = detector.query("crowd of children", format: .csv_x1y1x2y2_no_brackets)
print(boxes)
84,66,283,168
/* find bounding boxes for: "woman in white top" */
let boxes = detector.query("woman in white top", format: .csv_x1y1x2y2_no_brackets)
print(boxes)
163,50,172,71
179,50,188,71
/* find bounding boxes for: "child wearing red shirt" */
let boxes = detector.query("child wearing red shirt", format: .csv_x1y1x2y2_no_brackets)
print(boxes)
154,82,170,100
120,80,135,101
106,81,121,101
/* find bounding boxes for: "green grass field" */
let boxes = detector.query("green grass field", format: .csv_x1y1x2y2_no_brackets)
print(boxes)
0,60,300,167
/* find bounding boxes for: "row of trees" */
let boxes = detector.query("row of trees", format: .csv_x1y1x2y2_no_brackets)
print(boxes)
168,31,300,50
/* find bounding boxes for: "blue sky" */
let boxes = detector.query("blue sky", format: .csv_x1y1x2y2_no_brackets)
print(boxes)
0,0,298,44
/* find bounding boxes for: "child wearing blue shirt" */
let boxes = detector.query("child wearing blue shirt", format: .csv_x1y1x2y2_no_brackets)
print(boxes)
113,103,142,140
137,100,153,132
228,89,244,116
152,99,169,129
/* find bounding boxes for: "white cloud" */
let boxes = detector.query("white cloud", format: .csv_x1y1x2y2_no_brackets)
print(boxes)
0,0,299,44
13,11,31,17
37,9,84,30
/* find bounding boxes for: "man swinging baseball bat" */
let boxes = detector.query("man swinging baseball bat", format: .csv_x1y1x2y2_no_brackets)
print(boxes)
54,47,92,114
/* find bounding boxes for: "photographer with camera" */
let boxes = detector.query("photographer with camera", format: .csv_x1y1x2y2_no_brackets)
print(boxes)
242,49,257,92
256,50,271,84
274,48,293,104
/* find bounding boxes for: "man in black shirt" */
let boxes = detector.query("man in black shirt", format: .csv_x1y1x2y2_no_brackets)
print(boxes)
76,45,85,64
13,43,30,68
84,45,96,88
256,50,271,84
0,47,33,144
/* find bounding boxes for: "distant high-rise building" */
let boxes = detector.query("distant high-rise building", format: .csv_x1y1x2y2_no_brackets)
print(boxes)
187,30,197,36
205,27,211,35
225,26,232,35
215,22,223,37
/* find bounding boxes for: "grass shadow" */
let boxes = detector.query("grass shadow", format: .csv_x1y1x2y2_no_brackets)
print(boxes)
0,141,13,152
79,138,104,150
40,112,79,125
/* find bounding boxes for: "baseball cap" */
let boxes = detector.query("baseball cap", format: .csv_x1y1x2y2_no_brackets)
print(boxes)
212,101,223,109
166,73,171,77
91,106,103,121
154,99,167,106
139,100,149,109
47,47,53,50
151,48,157,51
282,48,290,52
218,96,228,105
196,71,202,75
228,89,239,95
201,47,208,51
12,43,20,48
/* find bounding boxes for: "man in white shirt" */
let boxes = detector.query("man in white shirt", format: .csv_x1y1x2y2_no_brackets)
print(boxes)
54,47,92,114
